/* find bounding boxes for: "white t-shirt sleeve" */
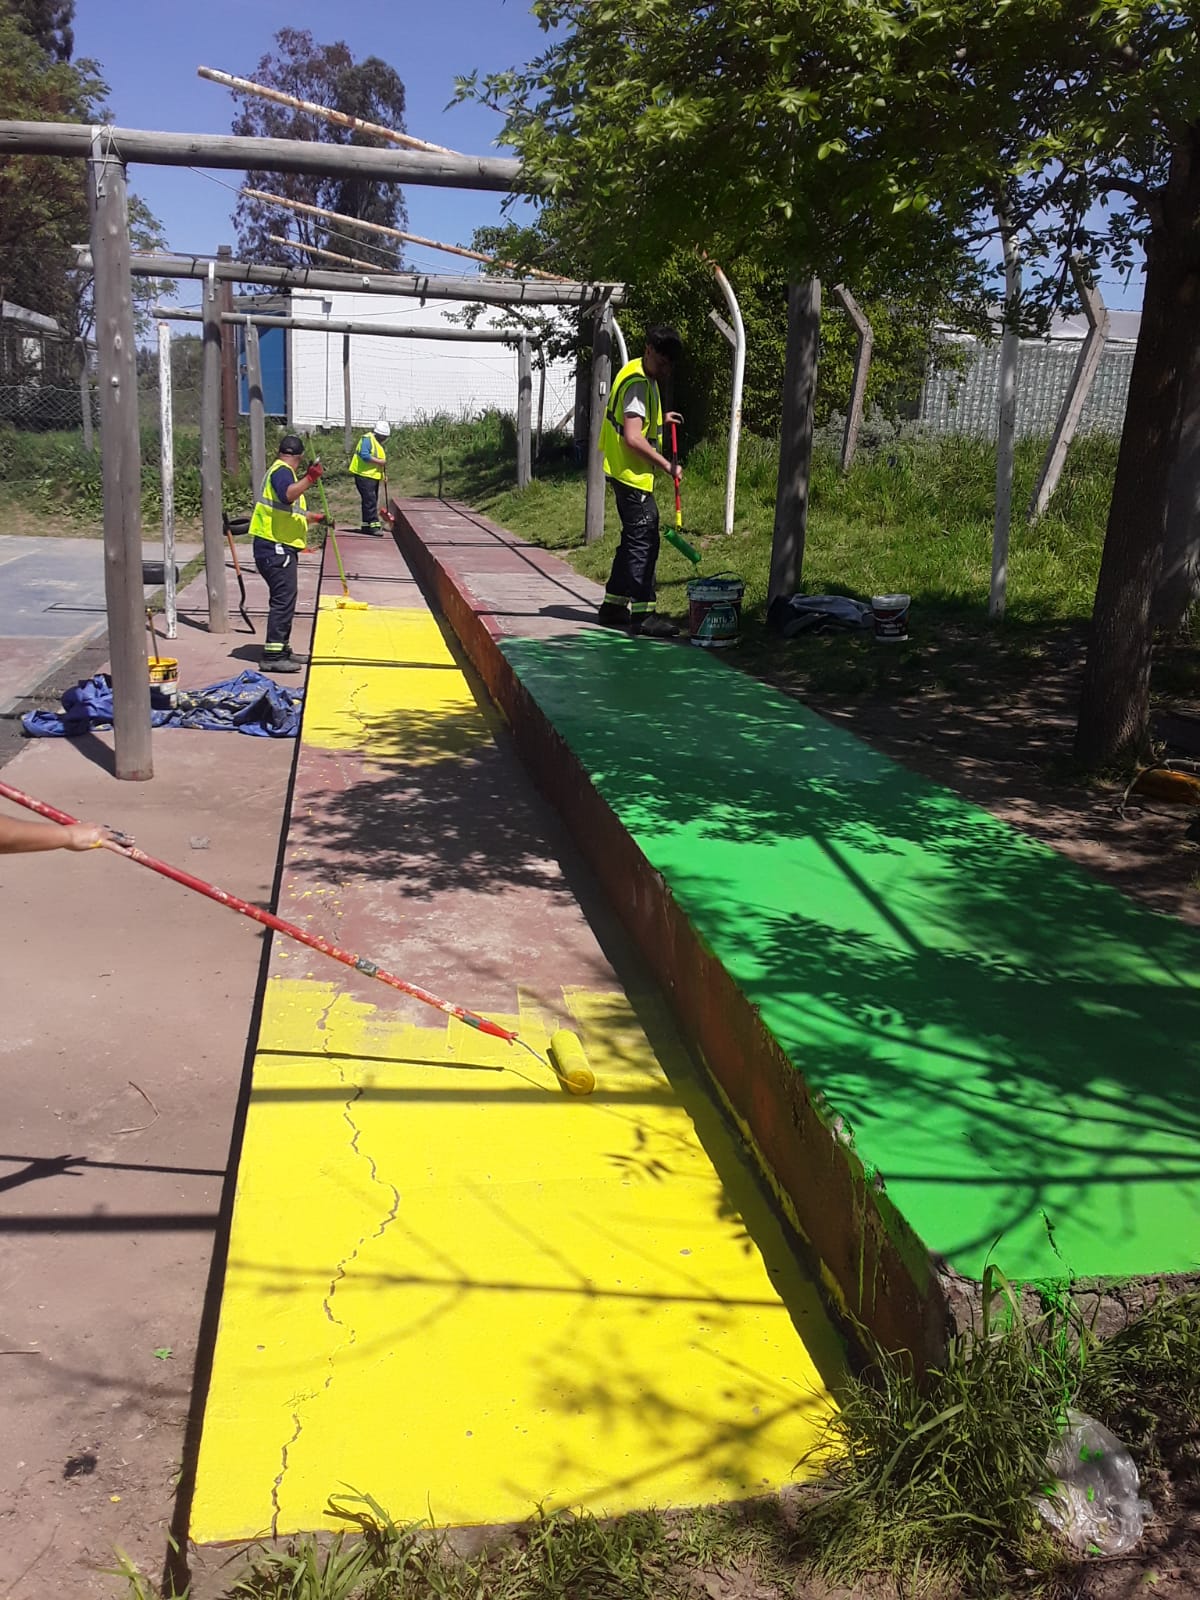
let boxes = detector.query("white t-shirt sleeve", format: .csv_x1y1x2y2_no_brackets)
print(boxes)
621,381,649,421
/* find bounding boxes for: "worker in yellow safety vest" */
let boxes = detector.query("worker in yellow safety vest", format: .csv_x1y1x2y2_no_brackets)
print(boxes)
348,419,390,534
248,434,327,673
597,325,685,639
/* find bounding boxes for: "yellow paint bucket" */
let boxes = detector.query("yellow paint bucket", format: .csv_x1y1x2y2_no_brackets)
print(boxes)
148,654,179,701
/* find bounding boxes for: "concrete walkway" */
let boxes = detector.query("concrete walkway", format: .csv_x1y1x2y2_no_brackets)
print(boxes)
0,546,317,1598
0,535,201,715
189,529,842,1545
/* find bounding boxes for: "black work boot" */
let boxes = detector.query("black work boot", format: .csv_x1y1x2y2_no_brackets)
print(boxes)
630,612,680,639
596,602,630,629
260,652,302,674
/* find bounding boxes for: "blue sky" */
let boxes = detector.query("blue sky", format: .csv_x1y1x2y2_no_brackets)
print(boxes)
73,0,547,305
72,1,1144,314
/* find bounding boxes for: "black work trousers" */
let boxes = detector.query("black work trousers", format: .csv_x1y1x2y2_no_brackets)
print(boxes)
605,481,661,607
355,475,380,529
253,540,300,653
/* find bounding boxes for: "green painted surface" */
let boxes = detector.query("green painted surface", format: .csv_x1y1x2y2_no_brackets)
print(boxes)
501,631,1200,1283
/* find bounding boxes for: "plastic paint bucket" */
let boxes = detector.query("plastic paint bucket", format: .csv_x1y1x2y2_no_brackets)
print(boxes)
687,574,745,649
871,593,910,642
148,656,179,698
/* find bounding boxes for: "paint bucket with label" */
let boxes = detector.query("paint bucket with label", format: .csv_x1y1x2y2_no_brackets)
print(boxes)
148,654,179,701
687,574,745,649
871,593,910,642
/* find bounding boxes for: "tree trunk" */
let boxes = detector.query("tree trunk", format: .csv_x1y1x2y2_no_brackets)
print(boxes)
1153,358,1200,631
1074,133,1200,768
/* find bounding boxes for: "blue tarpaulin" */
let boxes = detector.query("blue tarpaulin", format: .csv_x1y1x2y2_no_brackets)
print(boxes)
22,672,305,740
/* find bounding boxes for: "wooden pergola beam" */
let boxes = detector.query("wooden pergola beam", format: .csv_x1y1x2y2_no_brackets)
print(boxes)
0,119,523,191
78,250,625,308
151,306,535,343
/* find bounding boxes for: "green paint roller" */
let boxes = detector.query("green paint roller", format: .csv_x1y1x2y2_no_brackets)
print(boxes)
665,419,702,566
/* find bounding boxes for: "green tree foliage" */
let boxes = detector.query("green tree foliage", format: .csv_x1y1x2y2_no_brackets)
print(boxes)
0,10,103,322
231,29,409,271
463,0,1200,765
0,0,74,60
0,4,170,339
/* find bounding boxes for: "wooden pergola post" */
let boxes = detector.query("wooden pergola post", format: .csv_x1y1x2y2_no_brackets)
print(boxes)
769,278,821,604
245,321,267,492
200,262,229,633
88,130,152,780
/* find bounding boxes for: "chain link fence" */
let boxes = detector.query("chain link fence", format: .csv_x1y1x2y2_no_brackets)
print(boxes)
918,335,1137,437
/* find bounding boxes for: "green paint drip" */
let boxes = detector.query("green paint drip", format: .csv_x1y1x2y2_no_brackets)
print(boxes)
500,630,1200,1284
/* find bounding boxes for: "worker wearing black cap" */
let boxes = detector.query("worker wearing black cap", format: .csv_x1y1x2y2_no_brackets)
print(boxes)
247,435,326,674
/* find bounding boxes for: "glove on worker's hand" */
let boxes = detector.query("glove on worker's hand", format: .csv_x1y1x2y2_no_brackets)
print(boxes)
305,459,326,481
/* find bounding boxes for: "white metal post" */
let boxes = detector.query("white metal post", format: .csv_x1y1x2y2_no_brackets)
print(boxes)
611,315,629,372
709,261,746,538
157,319,177,638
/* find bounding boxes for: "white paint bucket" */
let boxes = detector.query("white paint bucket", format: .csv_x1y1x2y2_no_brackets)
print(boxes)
872,594,910,642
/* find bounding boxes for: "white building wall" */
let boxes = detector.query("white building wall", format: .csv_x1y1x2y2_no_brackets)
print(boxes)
286,290,577,431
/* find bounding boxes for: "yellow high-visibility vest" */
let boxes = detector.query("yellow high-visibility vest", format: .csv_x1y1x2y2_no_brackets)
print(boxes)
349,432,386,480
600,358,662,492
249,460,308,549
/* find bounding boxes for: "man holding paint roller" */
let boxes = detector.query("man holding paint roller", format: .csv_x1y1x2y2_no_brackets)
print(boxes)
598,325,685,639
249,435,327,675
348,419,390,535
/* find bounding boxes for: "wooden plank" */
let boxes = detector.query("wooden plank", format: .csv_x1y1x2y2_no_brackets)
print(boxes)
201,264,229,634
1028,261,1110,521
990,227,1021,620
768,278,821,604
87,136,152,780
832,284,874,473
585,304,613,544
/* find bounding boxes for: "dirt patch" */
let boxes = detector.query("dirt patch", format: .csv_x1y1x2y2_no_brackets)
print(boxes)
745,622,1200,928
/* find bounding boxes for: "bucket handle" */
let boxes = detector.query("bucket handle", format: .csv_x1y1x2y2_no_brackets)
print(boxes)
691,570,743,584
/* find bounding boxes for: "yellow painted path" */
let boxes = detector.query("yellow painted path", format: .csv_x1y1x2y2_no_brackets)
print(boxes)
191,604,841,1542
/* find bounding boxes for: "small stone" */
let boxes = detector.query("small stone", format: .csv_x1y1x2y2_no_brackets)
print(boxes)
189,836,210,850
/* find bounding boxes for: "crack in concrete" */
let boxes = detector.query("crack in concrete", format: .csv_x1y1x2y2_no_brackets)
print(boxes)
319,1050,402,1392
270,1409,304,1538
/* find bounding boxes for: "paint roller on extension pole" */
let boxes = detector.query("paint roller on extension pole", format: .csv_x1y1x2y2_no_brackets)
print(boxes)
0,779,595,1096
312,471,368,611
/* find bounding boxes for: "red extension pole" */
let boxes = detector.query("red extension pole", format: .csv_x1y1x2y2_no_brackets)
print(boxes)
0,779,517,1043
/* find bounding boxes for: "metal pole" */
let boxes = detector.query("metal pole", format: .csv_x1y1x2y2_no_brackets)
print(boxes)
611,315,629,371
536,351,546,462
517,338,533,489
342,333,353,454
990,224,1021,620
245,320,266,492
769,278,821,604
77,338,93,451
88,131,152,781
584,303,613,543
710,261,746,537
157,319,177,639
200,261,229,632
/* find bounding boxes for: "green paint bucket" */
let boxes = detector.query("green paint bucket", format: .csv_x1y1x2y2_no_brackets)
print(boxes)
687,574,745,649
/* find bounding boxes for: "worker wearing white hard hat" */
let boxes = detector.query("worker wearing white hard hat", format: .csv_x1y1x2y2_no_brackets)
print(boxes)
348,419,391,535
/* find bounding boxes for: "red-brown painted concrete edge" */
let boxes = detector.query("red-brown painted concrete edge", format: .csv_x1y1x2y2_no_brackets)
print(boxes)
391,504,959,1367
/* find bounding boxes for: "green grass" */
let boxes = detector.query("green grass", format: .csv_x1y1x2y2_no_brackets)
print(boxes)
373,411,1137,703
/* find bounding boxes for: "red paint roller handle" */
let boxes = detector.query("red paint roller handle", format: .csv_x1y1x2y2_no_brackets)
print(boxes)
0,779,517,1044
